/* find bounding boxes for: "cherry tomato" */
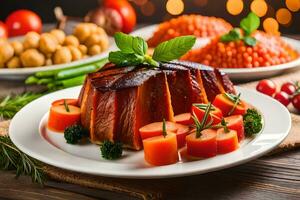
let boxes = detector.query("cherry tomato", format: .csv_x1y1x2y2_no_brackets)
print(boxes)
274,91,290,106
292,93,300,111
5,9,42,37
104,0,136,33
280,82,296,95
0,21,7,38
256,79,277,96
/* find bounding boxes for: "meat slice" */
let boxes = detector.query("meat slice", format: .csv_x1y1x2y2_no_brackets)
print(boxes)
114,70,174,150
214,69,236,94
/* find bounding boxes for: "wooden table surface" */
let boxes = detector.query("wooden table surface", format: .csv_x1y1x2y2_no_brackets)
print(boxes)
0,80,300,200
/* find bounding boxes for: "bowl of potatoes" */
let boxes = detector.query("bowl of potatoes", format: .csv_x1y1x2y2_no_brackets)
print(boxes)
0,22,114,80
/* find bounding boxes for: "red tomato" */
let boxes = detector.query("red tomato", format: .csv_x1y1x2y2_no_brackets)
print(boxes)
256,79,277,96
104,0,136,33
192,104,223,125
5,9,42,37
274,91,290,107
212,94,247,116
292,93,300,111
224,115,244,142
281,82,296,95
0,21,7,38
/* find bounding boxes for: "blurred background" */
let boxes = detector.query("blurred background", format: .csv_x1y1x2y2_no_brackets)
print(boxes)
0,0,299,34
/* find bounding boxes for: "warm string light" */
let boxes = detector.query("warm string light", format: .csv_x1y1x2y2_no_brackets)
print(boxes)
286,0,300,12
263,17,280,35
166,0,185,15
226,0,244,15
250,0,268,17
141,1,155,16
276,8,292,25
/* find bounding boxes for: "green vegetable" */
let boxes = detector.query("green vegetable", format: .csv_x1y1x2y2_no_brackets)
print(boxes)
0,93,42,119
227,93,241,116
55,64,98,80
192,102,213,138
243,109,263,137
152,36,196,62
109,32,196,68
0,135,44,185
240,12,260,36
220,28,242,43
100,140,123,160
63,99,70,112
220,12,260,46
25,76,39,84
162,118,167,138
64,124,88,144
37,78,53,85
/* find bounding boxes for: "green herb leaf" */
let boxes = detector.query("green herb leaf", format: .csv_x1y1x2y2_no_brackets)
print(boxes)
220,28,242,43
133,36,148,56
0,136,45,185
109,51,144,66
152,36,196,62
243,36,257,46
64,99,70,112
221,118,229,133
162,118,167,138
240,12,260,36
100,140,123,160
114,32,134,53
227,93,241,116
243,109,263,136
192,103,212,138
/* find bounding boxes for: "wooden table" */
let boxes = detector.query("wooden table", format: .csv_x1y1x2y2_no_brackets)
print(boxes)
0,80,299,200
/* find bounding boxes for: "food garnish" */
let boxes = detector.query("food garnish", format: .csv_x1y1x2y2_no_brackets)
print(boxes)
109,32,196,67
226,93,241,115
0,92,42,119
162,118,167,138
64,124,88,144
0,135,44,184
221,12,260,46
100,140,123,160
213,93,247,116
243,109,263,137
63,99,70,112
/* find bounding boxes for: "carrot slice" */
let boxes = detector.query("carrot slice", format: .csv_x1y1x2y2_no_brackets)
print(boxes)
174,123,189,149
216,128,239,154
139,121,178,140
143,132,179,166
186,129,217,158
212,94,247,116
52,99,79,106
174,113,193,125
192,104,223,125
224,115,245,142
48,105,81,132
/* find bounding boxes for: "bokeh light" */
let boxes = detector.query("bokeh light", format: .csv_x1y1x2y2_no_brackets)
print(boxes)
132,0,148,6
226,0,244,15
166,0,184,15
286,0,300,12
263,18,279,34
276,8,292,25
141,1,155,16
250,0,268,17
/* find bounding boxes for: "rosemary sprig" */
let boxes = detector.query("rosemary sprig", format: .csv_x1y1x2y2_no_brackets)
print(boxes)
63,99,70,112
0,93,42,119
192,102,213,138
0,136,45,185
162,118,167,138
224,93,241,116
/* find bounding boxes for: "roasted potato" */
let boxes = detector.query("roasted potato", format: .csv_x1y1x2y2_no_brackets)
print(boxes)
20,49,45,67
50,29,66,44
88,44,101,56
10,41,24,56
68,46,82,61
7,56,22,68
78,44,88,55
53,47,72,64
64,35,79,47
0,42,14,64
39,33,58,54
73,23,92,43
23,32,40,49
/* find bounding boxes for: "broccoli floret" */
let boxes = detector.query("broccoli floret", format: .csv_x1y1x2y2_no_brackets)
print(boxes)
64,124,88,144
243,109,263,137
100,140,123,160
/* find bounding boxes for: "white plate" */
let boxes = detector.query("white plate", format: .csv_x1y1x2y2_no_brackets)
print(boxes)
0,37,117,80
132,25,300,81
9,86,291,178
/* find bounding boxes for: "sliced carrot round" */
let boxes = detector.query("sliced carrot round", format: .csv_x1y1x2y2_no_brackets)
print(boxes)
224,115,245,142
174,113,193,125
52,99,79,106
186,129,217,158
216,128,239,154
192,104,223,125
174,123,190,149
143,132,179,166
139,121,178,140
213,94,247,116
48,105,81,132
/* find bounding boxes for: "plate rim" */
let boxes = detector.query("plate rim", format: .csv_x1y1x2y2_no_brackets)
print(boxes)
9,86,291,179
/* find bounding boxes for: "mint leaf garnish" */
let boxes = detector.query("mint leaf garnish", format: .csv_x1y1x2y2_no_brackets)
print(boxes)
152,36,196,62
240,12,260,36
